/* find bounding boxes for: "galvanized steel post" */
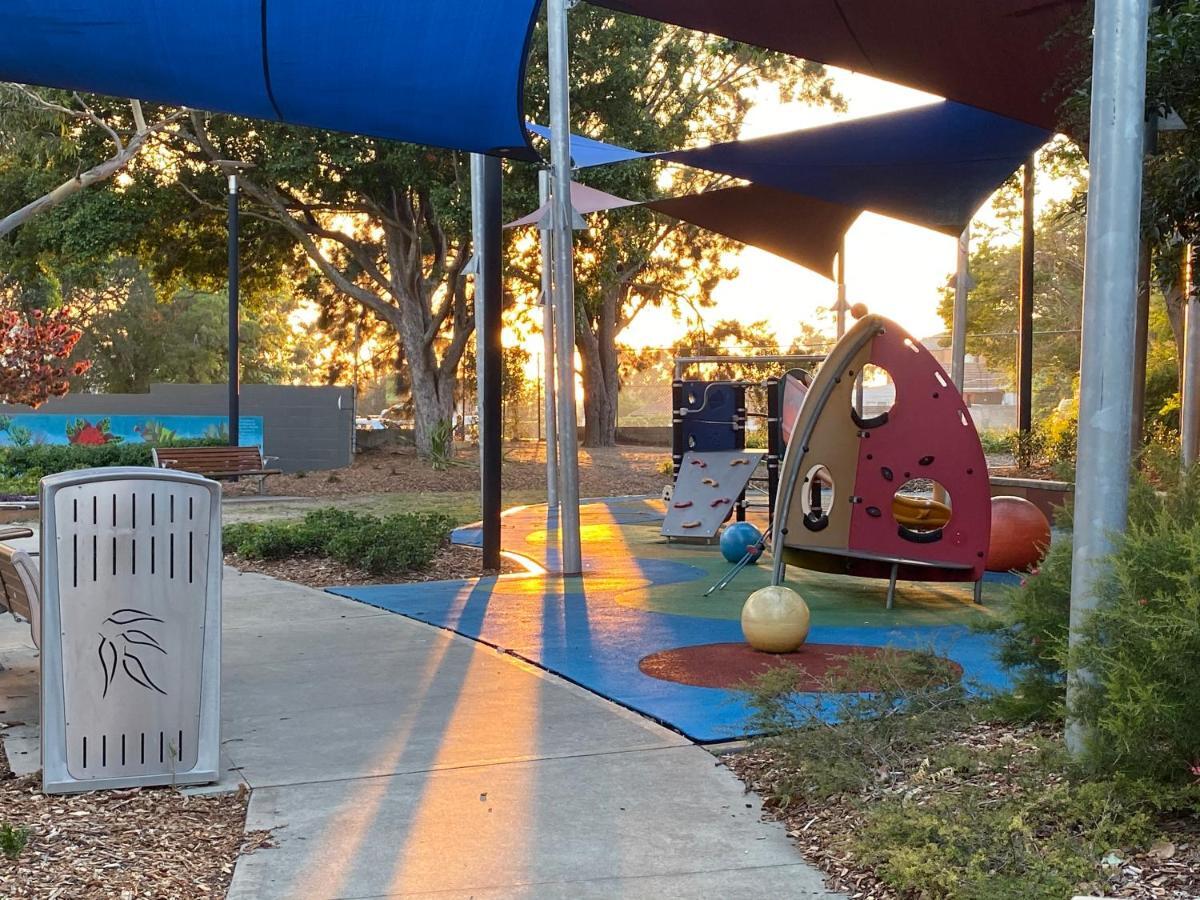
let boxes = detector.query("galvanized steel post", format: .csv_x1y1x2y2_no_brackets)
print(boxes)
951,226,970,389
539,170,561,507
547,0,584,575
1067,0,1151,755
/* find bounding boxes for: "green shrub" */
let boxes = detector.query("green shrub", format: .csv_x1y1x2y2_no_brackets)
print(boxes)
978,429,1014,456
985,508,1075,723
741,638,1200,900
325,513,455,575
0,823,29,860
742,648,970,802
224,508,455,577
853,746,1199,900
0,438,223,480
987,460,1200,781
1071,464,1200,781
0,469,42,497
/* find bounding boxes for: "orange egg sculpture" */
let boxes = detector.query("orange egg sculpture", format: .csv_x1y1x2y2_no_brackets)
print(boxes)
986,496,1052,572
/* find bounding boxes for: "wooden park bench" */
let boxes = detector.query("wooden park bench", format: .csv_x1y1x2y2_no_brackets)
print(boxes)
152,446,281,494
0,526,39,647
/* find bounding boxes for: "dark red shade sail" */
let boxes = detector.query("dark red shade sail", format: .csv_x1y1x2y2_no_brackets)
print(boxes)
589,0,1086,130
647,184,859,276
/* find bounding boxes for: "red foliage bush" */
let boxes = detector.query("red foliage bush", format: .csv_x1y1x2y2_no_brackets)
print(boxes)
0,307,91,407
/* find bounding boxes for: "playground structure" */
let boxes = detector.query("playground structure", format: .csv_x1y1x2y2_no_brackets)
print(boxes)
670,354,821,530
666,317,1060,615
769,314,992,610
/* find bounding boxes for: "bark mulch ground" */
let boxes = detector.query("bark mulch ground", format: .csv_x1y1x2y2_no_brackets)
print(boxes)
225,541,526,589
0,735,271,900
225,443,671,500
724,722,1200,900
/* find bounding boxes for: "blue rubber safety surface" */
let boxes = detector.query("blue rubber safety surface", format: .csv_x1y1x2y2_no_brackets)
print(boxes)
329,569,1010,743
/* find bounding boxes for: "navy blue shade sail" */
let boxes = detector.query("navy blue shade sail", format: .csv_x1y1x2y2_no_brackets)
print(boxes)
662,102,1050,236
0,0,542,158
534,102,1049,236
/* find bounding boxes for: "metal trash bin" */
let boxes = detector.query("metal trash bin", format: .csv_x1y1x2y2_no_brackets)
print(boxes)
39,467,222,794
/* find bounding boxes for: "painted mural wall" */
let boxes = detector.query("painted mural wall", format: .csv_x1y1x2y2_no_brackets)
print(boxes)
0,415,264,449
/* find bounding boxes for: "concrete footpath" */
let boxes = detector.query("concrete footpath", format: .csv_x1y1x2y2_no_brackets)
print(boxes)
0,565,840,899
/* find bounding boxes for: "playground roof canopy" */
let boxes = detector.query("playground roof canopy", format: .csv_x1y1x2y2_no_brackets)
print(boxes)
0,0,541,159
537,101,1049,236
646,186,858,276
665,102,1049,236
508,179,858,277
588,0,1086,130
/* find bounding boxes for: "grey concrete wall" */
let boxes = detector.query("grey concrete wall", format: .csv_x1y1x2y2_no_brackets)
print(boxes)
0,384,354,473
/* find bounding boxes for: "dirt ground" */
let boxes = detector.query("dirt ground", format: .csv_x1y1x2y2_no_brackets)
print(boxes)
0,736,270,900
234,442,671,501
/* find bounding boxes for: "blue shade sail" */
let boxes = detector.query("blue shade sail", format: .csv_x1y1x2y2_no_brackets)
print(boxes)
526,123,653,167
0,0,542,158
661,102,1050,235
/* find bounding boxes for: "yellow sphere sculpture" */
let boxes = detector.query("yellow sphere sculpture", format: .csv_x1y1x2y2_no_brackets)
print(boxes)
741,585,811,654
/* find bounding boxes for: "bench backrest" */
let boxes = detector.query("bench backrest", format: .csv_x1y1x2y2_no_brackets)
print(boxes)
152,446,264,473
0,544,39,647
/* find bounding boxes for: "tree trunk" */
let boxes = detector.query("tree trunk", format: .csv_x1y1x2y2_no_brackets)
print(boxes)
577,288,621,447
408,355,457,455
379,298,458,457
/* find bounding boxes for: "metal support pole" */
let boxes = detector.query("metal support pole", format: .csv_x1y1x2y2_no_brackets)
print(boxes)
470,155,487,464
1183,247,1200,467
539,170,561,508
1067,0,1151,756
1017,159,1036,436
548,0,583,575
478,156,504,572
951,225,971,388
227,174,240,448
1131,240,1152,453
835,240,848,340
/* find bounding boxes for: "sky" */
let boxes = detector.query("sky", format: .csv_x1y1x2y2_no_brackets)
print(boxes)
617,66,1076,352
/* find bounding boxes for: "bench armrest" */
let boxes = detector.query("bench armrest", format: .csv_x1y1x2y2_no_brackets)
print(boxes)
0,527,34,542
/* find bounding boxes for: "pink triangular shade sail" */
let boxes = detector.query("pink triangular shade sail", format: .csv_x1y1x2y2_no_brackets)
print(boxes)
505,182,641,228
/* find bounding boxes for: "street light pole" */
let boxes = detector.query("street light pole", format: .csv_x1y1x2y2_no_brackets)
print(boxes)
547,0,583,575
1067,0,1151,755
1017,159,1036,437
227,173,240,448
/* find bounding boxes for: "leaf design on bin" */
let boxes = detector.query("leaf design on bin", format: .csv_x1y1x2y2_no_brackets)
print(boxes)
98,609,168,698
